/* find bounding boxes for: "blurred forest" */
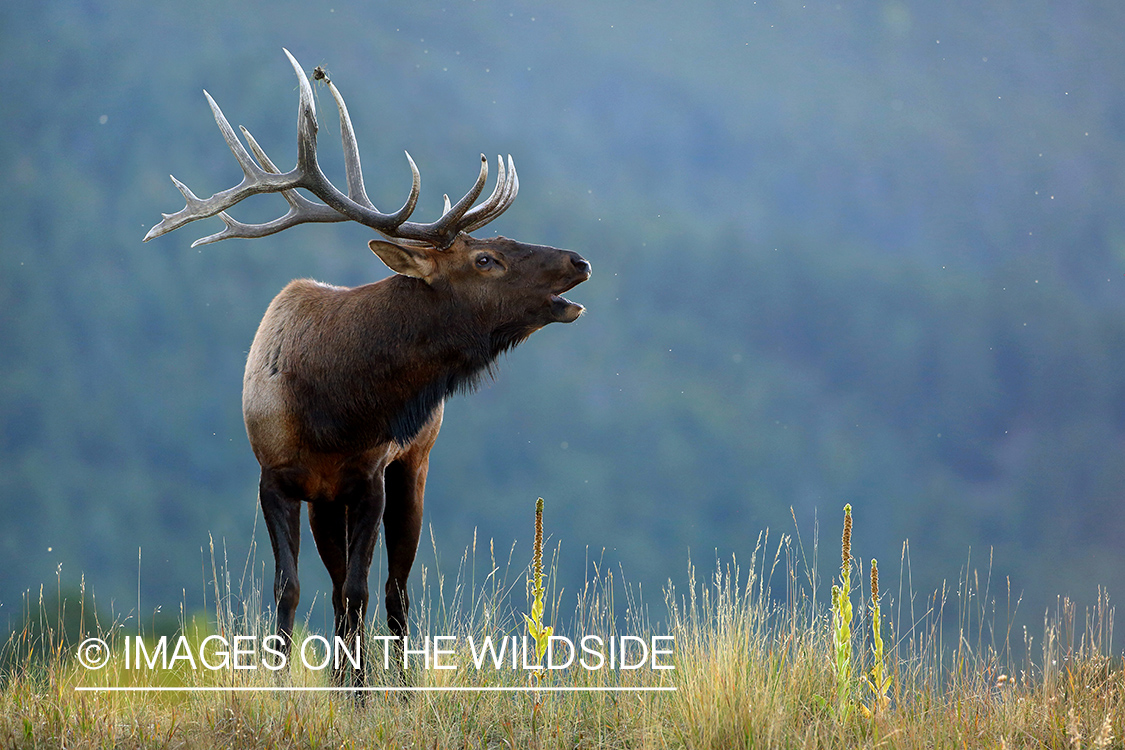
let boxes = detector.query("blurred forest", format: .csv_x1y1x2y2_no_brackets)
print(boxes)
2,0,1125,636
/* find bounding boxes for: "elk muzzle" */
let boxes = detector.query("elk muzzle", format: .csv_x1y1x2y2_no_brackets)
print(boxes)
550,252,591,323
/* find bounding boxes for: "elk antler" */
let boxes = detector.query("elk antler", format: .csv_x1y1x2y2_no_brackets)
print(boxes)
143,49,519,249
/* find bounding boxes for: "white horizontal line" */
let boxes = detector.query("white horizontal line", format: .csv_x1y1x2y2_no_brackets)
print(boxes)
75,685,676,693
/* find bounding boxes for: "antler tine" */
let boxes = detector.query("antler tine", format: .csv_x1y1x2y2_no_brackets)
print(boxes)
142,89,302,242
386,152,517,246
282,49,422,232
460,155,507,224
400,152,422,222
286,48,320,178
241,124,348,225
190,206,340,247
418,154,489,238
459,155,520,234
241,126,284,174
190,126,346,247
319,67,370,207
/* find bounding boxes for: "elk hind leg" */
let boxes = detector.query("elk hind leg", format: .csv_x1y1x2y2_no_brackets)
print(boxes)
258,470,303,658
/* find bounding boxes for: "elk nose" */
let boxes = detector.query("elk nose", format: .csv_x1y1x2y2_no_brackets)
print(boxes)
570,253,592,278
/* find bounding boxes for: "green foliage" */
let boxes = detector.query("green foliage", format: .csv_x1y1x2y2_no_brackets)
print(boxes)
3,0,1125,633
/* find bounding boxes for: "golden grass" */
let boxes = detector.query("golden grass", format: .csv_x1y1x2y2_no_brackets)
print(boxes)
2,511,1122,748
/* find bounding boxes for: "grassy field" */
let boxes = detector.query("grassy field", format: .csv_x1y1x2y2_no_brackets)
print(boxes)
1,506,1121,749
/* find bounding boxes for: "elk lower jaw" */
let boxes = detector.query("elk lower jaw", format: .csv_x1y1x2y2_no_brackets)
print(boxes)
550,294,585,323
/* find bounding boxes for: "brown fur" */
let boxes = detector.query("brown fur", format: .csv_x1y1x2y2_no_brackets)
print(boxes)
244,232,589,685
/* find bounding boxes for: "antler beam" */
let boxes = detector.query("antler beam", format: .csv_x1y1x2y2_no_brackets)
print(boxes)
144,49,519,249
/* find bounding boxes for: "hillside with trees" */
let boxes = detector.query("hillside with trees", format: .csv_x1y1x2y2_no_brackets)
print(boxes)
2,0,1125,634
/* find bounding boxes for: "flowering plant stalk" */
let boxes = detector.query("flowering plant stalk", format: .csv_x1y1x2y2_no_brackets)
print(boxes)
829,503,854,719
524,498,553,669
861,557,892,717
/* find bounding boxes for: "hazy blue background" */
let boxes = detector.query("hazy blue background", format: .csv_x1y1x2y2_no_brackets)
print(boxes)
3,1,1124,636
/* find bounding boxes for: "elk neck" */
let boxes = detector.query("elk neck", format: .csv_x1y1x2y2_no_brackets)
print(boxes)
294,274,530,450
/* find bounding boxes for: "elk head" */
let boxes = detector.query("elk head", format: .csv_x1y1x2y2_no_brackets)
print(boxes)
144,47,589,352
370,233,588,340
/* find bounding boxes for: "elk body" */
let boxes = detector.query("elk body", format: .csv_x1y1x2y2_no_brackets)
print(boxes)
145,50,590,684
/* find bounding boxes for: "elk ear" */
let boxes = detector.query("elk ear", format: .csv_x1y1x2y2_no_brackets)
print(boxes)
369,239,437,280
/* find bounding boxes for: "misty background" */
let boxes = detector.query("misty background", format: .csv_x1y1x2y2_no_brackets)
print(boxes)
2,1,1124,637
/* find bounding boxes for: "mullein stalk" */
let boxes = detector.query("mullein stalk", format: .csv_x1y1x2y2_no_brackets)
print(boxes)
862,557,892,717
830,503,854,719
524,498,553,668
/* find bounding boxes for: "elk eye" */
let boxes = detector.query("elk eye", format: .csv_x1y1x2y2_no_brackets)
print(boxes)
475,255,494,268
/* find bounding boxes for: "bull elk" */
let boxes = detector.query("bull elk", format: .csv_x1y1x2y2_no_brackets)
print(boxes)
144,49,590,684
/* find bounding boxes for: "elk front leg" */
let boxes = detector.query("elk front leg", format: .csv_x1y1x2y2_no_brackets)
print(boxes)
382,457,427,642
308,500,349,682
258,470,302,658
382,408,440,645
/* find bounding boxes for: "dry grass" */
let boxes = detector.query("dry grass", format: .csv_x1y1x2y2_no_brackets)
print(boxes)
1,514,1122,748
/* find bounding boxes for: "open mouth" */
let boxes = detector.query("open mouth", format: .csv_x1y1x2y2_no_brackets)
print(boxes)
548,275,588,322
